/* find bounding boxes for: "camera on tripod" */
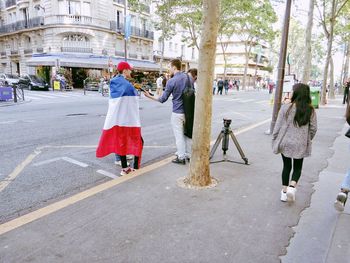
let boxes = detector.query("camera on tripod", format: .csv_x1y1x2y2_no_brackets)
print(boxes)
223,118,232,128
209,118,249,165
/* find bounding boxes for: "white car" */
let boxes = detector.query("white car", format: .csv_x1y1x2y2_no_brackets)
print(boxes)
0,73,20,86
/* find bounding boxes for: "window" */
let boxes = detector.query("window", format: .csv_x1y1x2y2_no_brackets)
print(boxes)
68,1,81,15
181,45,185,57
62,34,90,48
82,2,91,16
116,10,123,28
191,47,195,59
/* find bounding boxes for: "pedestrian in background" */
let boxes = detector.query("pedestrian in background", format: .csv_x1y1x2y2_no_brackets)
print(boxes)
188,68,197,90
217,78,224,95
334,103,350,211
343,78,349,104
224,79,229,95
156,74,164,97
272,83,318,203
213,79,217,95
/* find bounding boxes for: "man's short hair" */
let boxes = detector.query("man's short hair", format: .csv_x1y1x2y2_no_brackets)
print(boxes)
170,59,182,70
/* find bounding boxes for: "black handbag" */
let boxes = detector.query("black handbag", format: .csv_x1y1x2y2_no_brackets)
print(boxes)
346,127,350,138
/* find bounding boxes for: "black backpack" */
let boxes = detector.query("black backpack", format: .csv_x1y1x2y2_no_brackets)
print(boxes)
183,75,195,139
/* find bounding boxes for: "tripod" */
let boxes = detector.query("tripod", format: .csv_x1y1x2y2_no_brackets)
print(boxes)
210,119,249,165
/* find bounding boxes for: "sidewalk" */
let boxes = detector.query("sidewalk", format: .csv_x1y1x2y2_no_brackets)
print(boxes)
0,99,348,263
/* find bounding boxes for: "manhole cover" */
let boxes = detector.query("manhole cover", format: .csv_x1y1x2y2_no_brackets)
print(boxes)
66,113,88,117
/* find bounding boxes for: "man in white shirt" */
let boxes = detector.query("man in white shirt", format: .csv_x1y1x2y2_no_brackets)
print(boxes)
156,74,164,96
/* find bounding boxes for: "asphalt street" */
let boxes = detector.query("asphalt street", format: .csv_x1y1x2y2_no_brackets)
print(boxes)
0,89,272,223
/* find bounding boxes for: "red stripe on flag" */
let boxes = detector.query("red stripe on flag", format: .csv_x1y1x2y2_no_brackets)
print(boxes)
96,126,143,163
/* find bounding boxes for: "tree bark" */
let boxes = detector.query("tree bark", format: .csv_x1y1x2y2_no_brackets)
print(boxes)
301,0,314,84
343,41,350,84
159,38,165,74
321,0,335,105
188,0,220,187
329,56,335,99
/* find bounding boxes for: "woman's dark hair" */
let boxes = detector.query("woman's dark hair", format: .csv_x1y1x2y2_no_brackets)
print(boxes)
287,83,314,127
188,68,198,80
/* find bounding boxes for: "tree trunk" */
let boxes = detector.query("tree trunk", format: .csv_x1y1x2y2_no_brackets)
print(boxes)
321,0,335,105
301,0,314,84
159,38,165,74
220,38,228,79
329,56,335,99
242,45,249,90
343,41,350,84
188,0,220,187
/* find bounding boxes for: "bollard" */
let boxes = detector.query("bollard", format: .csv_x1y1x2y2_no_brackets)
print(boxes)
13,85,17,103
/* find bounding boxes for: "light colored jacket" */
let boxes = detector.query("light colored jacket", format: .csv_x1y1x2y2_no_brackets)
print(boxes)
272,103,317,159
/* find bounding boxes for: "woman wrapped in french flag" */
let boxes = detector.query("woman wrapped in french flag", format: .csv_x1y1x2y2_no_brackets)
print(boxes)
96,61,143,176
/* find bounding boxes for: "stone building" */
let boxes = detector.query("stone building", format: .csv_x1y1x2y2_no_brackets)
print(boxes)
0,0,156,87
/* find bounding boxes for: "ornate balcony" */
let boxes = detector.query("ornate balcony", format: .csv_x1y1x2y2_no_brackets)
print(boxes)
0,52,6,57
0,17,44,35
45,15,110,29
115,51,125,57
24,48,33,54
61,47,93,53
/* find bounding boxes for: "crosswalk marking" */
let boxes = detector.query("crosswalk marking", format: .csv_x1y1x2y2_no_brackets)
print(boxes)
239,99,256,103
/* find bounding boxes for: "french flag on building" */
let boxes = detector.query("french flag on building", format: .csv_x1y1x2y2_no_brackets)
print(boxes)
96,75,143,165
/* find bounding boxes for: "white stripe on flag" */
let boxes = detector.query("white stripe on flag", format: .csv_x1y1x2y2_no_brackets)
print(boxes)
103,96,140,130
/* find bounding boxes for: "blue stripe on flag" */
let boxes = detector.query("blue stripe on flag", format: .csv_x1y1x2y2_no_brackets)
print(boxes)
110,75,138,99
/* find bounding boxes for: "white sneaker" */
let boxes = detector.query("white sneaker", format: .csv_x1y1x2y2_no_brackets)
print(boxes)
334,192,347,212
120,167,135,176
286,187,296,202
280,190,287,202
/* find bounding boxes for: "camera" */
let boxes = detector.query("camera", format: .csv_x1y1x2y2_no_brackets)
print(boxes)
223,118,232,128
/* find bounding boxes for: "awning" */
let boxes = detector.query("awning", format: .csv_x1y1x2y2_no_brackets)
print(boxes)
26,53,160,71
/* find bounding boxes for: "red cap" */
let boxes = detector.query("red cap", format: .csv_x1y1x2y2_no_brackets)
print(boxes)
117,61,132,71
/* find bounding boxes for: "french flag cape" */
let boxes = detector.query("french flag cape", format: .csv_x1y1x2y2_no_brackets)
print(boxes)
96,75,143,166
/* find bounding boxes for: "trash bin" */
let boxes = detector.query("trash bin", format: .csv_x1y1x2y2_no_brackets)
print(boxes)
310,87,320,109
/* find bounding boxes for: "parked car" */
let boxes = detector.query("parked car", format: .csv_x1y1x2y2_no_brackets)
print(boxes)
0,73,20,86
19,74,49,91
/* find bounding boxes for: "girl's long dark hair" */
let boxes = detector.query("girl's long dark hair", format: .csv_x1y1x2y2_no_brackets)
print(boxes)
287,83,314,127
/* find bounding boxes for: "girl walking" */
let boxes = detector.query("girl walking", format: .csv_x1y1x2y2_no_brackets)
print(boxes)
272,83,318,202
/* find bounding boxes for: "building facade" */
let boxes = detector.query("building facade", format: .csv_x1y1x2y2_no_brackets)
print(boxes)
153,28,198,73
0,0,155,86
215,35,272,85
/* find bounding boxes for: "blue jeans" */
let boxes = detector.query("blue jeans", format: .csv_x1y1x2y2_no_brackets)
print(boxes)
341,169,350,192
115,154,121,161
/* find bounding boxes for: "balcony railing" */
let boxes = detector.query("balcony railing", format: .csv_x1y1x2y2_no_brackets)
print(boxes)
110,21,124,32
0,52,6,57
44,15,110,29
0,16,44,34
109,22,153,40
141,55,150,60
24,48,33,54
36,47,44,53
10,50,19,55
61,47,93,53
129,53,138,59
5,0,16,8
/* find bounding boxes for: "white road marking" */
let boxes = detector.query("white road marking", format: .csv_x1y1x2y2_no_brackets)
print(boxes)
61,157,89,168
0,120,17,125
96,170,118,179
254,100,269,104
33,157,62,167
